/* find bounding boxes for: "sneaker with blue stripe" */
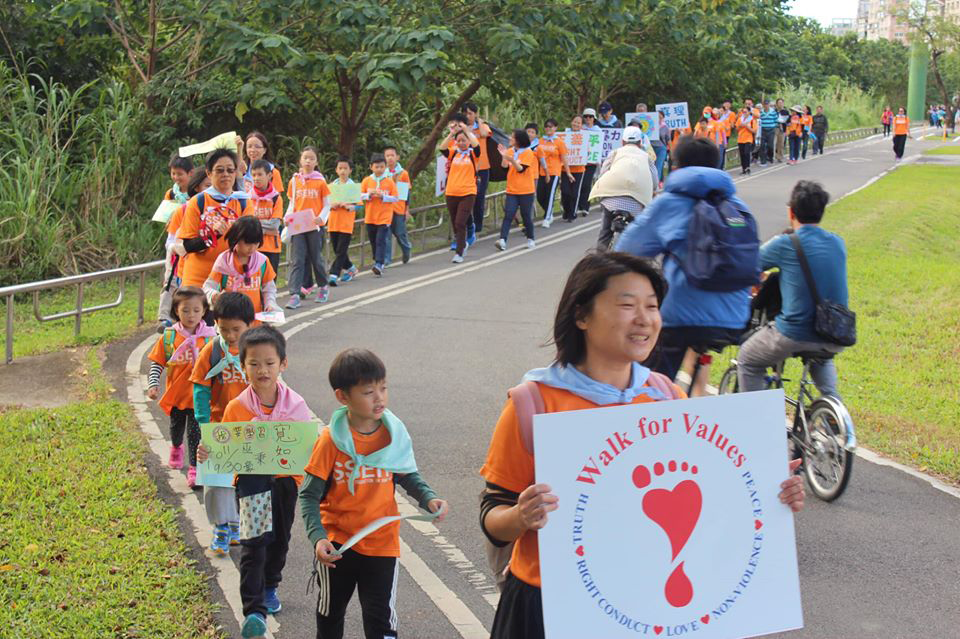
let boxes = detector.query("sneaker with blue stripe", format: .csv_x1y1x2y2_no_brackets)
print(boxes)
210,524,229,556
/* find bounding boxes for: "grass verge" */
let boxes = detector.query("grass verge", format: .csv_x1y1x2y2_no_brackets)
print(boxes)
0,352,223,638
713,164,960,482
923,144,960,155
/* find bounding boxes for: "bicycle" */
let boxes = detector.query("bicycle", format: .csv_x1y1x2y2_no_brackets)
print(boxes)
718,349,857,502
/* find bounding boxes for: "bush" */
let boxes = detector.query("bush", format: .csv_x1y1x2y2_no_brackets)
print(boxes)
778,78,883,131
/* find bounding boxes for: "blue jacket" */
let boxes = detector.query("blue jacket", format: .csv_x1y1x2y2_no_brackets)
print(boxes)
615,167,752,329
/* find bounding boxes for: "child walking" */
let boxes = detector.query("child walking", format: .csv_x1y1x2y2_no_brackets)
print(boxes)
191,292,255,555
203,216,280,317
159,166,208,332
147,287,215,487
248,159,284,273
327,157,360,285
300,348,447,639
286,146,331,308
383,146,412,266
360,154,399,276
220,326,312,638
157,155,195,331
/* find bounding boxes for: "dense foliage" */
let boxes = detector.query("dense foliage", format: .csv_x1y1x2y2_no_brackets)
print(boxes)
0,0,922,283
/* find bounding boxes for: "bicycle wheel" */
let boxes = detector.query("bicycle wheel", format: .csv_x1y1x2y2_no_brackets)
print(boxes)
802,399,854,501
718,365,739,394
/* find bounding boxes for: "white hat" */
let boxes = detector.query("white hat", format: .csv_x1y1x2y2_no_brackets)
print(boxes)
582,108,597,117
622,126,644,143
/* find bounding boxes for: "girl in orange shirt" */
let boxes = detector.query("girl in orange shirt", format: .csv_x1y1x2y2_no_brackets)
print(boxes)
440,121,481,262
285,146,332,306
496,129,538,251
203,216,279,316
800,106,814,160
147,287,215,486
786,107,804,164
479,253,807,639
892,107,910,159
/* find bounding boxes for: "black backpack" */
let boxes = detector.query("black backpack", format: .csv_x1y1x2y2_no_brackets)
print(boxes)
679,191,760,291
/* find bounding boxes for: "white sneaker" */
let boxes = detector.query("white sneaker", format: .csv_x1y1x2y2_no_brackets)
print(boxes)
495,239,506,251
462,242,469,257
452,254,464,264
542,218,552,228
526,238,536,249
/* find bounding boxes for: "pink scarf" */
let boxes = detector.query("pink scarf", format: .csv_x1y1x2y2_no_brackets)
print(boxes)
295,170,325,185
250,184,279,202
169,321,217,363
212,250,267,288
235,382,311,421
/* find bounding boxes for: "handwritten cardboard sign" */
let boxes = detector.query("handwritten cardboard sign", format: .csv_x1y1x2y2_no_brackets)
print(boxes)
329,181,363,205
152,200,180,223
535,390,802,639
200,421,319,475
585,130,604,164
560,131,588,166
284,208,318,235
600,129,624,163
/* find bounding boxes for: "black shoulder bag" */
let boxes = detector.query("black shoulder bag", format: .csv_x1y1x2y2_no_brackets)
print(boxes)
789,233,856,346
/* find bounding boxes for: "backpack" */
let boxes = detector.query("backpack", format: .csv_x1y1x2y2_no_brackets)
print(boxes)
679,191,760,291
163,327,211,365
482,374,680,590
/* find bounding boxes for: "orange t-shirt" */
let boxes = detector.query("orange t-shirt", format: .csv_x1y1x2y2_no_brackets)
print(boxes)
176,194,249,289
207,253,276,314
249,193,283,254
387,167,410,215
148,330,213,414
327,178,358,234
736,114,758,144
287,175,331,228
505,148,537,195
221,398,304,485
166,203,186,236
444,146,480,197
304,426,403,557
893,115,909,135
473,122,492,170
537,137,568,177
801,114,813,132
360,176,399,226
480,380,685,589
787,115,803,137
189,340,248,424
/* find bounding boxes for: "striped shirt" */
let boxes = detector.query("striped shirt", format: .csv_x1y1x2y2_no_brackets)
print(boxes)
760,110,780,130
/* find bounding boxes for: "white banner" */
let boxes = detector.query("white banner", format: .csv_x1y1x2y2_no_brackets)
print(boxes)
435,155,447,197
600,129,624,163
560,131,589,166
535,390,803,639
585,129,604,165
657,102,691,131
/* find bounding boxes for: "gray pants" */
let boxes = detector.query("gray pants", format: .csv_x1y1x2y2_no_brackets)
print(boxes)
774,128,785,162
157,246,176,322
204,485,238,527
737,323,843,397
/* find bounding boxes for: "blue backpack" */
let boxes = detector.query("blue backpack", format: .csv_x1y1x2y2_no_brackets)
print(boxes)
679,191,760,291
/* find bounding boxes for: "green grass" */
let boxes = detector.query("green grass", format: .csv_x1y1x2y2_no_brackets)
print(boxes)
0,370,223,637
713,165,960,482
922,132,957,140
923,144,960,155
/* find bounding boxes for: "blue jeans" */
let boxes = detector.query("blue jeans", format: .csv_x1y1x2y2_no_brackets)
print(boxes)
500,193,535,241
789,136,801,161
383,213,412,264
467,169,490,234
653,145,668,182
365,223,390,265
288,229,327,295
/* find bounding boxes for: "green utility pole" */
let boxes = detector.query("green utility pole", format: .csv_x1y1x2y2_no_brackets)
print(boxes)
907,41,928,121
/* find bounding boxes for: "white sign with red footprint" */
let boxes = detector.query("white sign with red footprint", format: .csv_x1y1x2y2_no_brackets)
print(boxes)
535,389,802,639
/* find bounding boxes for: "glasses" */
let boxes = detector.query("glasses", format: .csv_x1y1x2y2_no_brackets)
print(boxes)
213,167,236,175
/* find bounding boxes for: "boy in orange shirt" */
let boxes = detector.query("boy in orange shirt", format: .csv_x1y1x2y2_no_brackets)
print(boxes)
535,118,573,229
147,287,215,486
383,146,412,266
327,158,360,285
248,159,284,273
300,349,447,639
159,165,206,331
360,153,399,277
191,292,254,555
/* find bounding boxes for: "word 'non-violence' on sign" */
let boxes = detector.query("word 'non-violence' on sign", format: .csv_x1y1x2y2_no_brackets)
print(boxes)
200,421,318,476
535,390,802,639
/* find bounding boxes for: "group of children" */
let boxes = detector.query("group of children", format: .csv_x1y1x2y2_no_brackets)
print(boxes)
148,288,446,638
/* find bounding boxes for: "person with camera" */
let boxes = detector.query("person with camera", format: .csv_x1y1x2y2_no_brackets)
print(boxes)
589,125,657,250
736,180,851,397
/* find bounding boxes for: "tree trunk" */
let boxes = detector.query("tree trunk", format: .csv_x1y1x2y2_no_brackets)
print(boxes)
930,50,953,128
407,78,482,181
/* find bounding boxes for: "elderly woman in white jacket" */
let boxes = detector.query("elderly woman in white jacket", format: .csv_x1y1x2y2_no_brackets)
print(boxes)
590,126,659,250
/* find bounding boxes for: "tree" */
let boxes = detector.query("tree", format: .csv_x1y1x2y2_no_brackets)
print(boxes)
900,0,958,127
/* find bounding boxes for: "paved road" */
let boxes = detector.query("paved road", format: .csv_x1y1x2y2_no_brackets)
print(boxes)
132,129,960,638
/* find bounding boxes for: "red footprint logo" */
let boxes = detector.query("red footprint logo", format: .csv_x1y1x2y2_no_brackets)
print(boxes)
632,461,702,608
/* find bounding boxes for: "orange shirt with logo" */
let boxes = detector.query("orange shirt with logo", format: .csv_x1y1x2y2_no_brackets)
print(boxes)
801,114,813,133
327,178,358,234
360,176,399,226
250,194,283,253
304,427,403,557
190,340,248,424
287,175,331,228
148,331,213,414
736,114,758,144
505,148,537,195
480,380,685,589
388,167,410,216
537,137,568,177
221,398,305,485
177,194,250,288
444,146,480,197
207,253,276,314
893,115,910,135
469,121,492,171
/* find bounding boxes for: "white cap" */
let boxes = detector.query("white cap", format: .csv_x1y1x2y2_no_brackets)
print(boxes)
582,108,597,117
622,126,644,143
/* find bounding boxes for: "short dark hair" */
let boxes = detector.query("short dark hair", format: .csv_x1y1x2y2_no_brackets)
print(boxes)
213,291,255,325
524,122,539,133
205,148,238,172
461,101,479,114
170,286,209,323
328,348,387,391
789,180,829,224
544,118,558,127
383,145,398,154
336,156,352,168
512,129,531,148
553,252,667,367
450,113,469,125
250,159,272,175
240,325,286,363
673,135,719,169
169,154,193,173
187,167,208,196
370,153,386,166
225,215,263,249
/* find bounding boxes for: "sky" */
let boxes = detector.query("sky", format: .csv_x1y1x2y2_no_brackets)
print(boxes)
787,0,859,26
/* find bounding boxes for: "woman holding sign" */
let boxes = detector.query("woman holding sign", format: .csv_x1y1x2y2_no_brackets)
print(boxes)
479,252,806,639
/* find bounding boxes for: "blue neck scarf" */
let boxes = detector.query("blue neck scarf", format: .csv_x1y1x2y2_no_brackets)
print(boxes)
204,336,246,383
328,406,418,494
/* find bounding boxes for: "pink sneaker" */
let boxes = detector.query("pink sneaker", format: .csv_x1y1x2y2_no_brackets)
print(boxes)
187,466,197,488
168,444,184,469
